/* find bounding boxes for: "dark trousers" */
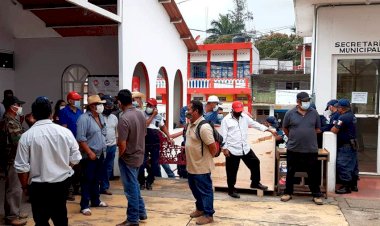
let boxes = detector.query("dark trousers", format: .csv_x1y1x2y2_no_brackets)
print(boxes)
80,155,103,210
285,151,322,197
337,146,358,185
188,173,215,217
225,149,261,192
138,143,160,185
29,178,70,226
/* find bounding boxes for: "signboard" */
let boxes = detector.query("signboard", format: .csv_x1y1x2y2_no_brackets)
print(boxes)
88,75,119,97
334,41,380,54
351,92,368,104
275,90,311,105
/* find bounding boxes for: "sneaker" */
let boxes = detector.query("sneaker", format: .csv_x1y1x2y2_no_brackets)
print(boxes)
335,185,351,194
139,184,145,190
116,220,139,226
196,216,214,225
351,185,359,192
5,218,27,226
139,215,148,221
228,192,240,199
100,189,113,195
280,194,292,202
190,210,204,218
313,197,323,205
250,182,268,191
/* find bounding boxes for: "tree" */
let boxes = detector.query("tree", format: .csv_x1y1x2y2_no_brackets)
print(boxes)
204,0,253,44
255,33,303,65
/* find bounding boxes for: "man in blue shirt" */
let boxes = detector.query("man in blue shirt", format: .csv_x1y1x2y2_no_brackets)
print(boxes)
331,99,358,194
204,95,222,125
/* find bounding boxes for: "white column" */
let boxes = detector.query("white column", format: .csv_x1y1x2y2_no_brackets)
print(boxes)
323,132,337,193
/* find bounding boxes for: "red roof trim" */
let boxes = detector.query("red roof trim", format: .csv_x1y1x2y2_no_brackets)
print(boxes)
198,42,252,51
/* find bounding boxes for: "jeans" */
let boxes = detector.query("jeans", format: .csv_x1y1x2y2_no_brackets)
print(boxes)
188,173,215,217
337,146,358,184
225,149,261,192
160,164,175,178
100,145,116,191
138,143,160,185
119,158,146,224
29,178,70,226
80,155,104,210
285,151,322,197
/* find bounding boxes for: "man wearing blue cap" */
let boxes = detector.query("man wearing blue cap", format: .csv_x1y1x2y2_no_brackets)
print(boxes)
324,99,340,131
331,99,359,194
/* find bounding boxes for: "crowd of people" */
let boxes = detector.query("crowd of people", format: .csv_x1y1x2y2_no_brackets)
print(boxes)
0,89,359,226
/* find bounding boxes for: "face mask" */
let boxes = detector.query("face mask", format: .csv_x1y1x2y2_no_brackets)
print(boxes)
145,107,153,115
74,100,81,108
103,108,113,116
217,114,224,120
96,104,104,114
213,106,219,112
59,106,65,110
13,106,23,116
233,111,242,118
132,101,139,108
301,101,310,110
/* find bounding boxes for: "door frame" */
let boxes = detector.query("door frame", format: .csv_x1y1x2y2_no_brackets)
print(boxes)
332,55,380,175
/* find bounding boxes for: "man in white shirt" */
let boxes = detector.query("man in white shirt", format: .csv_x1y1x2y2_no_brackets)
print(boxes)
15,96,82,226
221,101,275,198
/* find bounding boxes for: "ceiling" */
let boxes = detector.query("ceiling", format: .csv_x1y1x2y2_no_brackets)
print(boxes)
14,0,197,51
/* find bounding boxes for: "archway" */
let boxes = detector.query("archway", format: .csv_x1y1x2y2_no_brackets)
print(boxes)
173,70,183,128
132,62,150,98
61,64,89,107
156,67,169,126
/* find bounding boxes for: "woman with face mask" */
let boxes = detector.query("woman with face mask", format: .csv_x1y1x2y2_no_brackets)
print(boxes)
52,99,66,124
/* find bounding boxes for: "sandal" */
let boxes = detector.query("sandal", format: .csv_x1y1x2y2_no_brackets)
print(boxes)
81,208,92,216
98,201,108,207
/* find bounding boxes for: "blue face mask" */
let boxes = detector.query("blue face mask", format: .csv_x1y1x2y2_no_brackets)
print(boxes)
132,101,139,108
74,100,81,109
217,114,224,120
301,101,310,110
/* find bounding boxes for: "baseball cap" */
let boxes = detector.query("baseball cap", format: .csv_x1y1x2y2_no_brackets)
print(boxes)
232,101,244,112
3,96,25,109
101,95,114,107
146,98,158,106
296,92,311,101
335,99,351,108
325,99,338,110
67,91,82,101
266,116,278,125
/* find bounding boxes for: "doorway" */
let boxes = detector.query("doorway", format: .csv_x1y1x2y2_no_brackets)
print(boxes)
337,59,380,173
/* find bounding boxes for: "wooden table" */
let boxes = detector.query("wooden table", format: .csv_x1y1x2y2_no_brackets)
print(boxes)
275,148,329,198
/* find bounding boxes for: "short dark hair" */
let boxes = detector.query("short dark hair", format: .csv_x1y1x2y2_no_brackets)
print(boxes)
190,100,203,115
32,96,52,121
4,89,13,98
117,89,132,106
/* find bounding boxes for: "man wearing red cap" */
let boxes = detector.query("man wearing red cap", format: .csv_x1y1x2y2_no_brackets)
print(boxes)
58,91,83,200
221,101,275,198
138,98,172,190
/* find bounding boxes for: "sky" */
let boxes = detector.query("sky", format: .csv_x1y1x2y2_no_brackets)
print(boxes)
176,0,295,41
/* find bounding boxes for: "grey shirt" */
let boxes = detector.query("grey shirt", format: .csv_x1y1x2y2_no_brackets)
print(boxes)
118,107,146,168
283,107,321,153
76,111,107,158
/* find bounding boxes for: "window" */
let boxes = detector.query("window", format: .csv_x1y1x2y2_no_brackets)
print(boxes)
237,61,250,78
257,109,269,115
211,62,233,78
61,64,90,108
218,96,227,101
285,82,300,90
191,63,207,78
237,96,248,101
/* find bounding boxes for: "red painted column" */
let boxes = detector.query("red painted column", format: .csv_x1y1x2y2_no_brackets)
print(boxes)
233,49,237,79
187,53,191,79
207,50,211,79
249,48,253,74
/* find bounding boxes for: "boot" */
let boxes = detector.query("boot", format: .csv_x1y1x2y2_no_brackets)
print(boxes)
351,180,359,192
335,185,351,194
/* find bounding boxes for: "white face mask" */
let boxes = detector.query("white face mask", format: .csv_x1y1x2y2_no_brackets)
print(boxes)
13,106,23,116
301,101,310,110
59,106,65,110
96,104,104,114
74,100,81,108
213,105,218,112
146,107,154,114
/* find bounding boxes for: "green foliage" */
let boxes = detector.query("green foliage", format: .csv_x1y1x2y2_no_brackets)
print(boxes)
204,0,253,44
255,33,303,64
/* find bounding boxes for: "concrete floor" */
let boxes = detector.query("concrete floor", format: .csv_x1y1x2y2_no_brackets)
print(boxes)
2,176,380,226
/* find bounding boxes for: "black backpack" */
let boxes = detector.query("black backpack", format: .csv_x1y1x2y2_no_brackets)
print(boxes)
195,120,224,157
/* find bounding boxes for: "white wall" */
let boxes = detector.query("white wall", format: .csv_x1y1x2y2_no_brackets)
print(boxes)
314,5,380,112
14,36,118,112
0,25,15,95
120,0,188,132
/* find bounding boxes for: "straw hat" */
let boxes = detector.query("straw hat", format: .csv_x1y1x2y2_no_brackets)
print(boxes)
132,91,146,99
87,95,106,105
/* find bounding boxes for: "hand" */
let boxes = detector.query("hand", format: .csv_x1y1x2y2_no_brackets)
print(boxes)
222,149,230,157
153,108,158,116
270,130,278,136
88,151,97,160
